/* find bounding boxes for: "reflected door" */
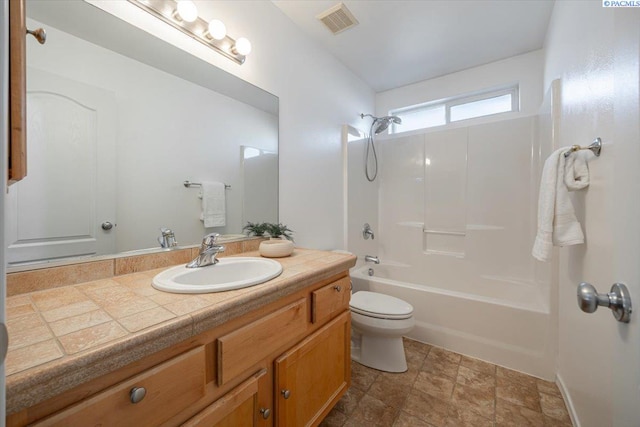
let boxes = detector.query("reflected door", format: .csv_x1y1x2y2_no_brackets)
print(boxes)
6,68,116,264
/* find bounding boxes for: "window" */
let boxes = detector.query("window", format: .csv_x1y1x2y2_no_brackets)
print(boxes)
390,85,519,134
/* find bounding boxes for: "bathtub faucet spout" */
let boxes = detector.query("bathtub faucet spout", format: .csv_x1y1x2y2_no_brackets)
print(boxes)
364,255,380,264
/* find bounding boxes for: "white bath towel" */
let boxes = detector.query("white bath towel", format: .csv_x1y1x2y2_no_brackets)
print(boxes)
200,182,226,228
532,148,590,262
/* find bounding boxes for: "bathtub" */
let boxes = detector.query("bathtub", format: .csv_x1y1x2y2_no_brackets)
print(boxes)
350,264,556,379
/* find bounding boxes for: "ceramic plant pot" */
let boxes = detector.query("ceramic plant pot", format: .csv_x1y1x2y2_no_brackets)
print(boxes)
259,238,294,258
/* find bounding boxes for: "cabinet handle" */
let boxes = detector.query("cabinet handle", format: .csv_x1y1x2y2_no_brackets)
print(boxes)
129,387,146,404
26,28,46,44
333,285,342,292
281,389,291,399
260,408,271,419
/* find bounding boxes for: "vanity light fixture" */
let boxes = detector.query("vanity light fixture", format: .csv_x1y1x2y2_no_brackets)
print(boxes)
128,0,251,64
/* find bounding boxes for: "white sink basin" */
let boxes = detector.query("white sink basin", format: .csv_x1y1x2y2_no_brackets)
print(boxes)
152,257,282,293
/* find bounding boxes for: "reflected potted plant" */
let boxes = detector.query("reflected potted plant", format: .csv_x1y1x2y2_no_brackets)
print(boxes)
243,222,269,237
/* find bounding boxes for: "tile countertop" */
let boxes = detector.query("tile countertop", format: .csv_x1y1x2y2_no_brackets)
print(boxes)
5,249,356,415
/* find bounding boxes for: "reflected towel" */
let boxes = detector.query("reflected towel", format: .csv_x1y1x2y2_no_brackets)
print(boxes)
532,148,589,262
200,181,226,228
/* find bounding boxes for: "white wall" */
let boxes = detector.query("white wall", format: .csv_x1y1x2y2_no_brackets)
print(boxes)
92,1,376,250
25,19,278,252
376,49,544,121
543,2,640,426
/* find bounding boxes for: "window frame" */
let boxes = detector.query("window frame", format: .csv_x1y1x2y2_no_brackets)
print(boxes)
390,85,519,134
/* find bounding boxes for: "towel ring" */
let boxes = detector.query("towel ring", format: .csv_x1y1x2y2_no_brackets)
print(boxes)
564,138,602,158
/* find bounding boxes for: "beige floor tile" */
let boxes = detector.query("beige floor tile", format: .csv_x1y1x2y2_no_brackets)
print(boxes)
414,371,455,402
456,365,496,393
49,309,112,337
543,414,574,426
334,387,365,415
540,392,572,424
447,405,494,427
451,383,495,420
497,366,538,389
422,354,460,379
496,398,545,426
58,321,128,354
402,389,450,427
319,407,347,427
368,374,413,408
393,411,436,427
344,394,398,427
497,381,542,412
379,365,420,386
537,379,562,397
460,355,496,376
403,337,432,355
351,362,380,392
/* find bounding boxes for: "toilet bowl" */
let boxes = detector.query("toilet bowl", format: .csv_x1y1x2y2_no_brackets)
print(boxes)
350,291,415,373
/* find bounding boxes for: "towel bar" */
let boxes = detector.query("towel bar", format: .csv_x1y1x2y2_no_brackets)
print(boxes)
184,180,231,189
564,137,602,158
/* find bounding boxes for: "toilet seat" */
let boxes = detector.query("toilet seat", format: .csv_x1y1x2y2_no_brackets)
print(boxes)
350,291,414,320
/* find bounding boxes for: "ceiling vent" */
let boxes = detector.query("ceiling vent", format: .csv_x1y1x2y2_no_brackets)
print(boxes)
317,3,359,35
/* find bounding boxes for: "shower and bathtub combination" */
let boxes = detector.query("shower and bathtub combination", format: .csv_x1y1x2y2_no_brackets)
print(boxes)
346,114,557,379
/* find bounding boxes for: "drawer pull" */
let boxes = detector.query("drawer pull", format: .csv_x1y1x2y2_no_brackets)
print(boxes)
334,285,342,292
129,387,147,404
281,389,291,399
260,408,271,419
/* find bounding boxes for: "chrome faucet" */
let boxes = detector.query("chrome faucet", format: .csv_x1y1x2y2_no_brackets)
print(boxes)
186,233,225,268
158,228,178,248
362,223,375,240
364,255,380,264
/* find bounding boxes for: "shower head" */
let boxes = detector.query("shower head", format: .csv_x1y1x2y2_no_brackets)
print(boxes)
372,115,402,134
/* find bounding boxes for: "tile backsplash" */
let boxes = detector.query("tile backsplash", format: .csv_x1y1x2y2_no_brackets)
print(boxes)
7,238,265,297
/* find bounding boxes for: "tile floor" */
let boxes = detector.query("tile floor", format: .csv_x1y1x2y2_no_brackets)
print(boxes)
321,338,573,427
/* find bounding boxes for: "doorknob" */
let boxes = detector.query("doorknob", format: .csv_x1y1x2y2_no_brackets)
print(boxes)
101,221,114,231
577,282,632,323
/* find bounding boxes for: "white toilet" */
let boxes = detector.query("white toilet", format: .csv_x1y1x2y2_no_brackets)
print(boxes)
350,291,415,373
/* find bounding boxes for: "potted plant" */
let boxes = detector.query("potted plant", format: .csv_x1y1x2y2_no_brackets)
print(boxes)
265,223,294,241
259,223,295,257
242,222,269,237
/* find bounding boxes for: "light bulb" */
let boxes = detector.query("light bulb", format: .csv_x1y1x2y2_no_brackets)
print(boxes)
176,0,198,22
207,20,226,40
234,37,251,56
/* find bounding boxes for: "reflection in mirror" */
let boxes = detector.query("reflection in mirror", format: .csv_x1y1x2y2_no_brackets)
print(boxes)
7,1,278,266
241,146,278,227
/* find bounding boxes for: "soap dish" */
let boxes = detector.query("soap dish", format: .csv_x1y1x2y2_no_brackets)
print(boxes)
259,239,294,258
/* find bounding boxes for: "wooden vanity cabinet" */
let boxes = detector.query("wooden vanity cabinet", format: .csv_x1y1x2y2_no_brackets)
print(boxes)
275,311,350,427
8,272,352,427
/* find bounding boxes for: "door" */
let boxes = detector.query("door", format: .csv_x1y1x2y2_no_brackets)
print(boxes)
6,68,116,264
550,4,640,427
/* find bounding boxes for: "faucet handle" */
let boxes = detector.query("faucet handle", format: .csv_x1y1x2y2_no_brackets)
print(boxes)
202,233,220,247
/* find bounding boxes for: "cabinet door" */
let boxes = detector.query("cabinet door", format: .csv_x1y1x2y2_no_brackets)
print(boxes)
275,311,350,427
182,369,268,427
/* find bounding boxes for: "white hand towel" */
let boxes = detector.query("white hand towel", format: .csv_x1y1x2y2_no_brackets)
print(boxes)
532,148,589,262
200,182,226,228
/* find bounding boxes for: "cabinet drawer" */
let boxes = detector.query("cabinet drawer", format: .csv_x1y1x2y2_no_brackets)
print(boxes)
311,276,350,324
35,346,206,427
217,298,307,385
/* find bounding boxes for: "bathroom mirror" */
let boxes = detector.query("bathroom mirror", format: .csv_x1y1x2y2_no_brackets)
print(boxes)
6,0,279,266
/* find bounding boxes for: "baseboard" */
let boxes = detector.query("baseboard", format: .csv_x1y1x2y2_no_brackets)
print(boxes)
556,373,580,427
